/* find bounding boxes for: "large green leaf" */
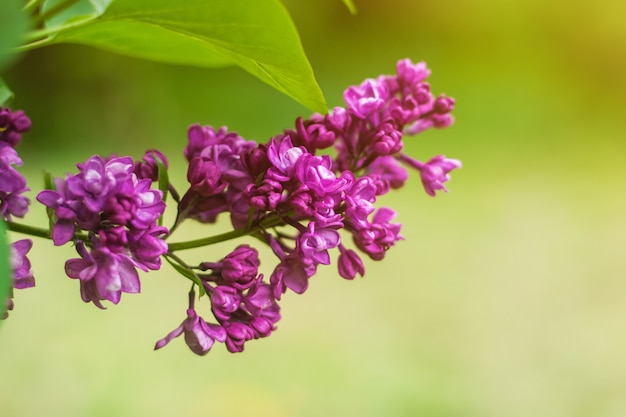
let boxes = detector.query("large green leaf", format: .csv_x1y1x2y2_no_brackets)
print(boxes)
0,0,30,71
0,220,10,323
45,0,327,113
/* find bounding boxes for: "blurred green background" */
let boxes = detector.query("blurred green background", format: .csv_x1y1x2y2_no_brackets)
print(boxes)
2,0,626,416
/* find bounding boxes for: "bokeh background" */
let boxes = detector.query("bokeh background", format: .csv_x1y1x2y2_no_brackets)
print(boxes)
2,0,626,416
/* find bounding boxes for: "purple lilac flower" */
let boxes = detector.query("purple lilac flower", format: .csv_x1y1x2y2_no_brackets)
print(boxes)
270,254,316,296
69,156,134,212
11,239,35,289
222,321,256,353
218,288,280,352
352,208,403,261
266,135,305,181
268,234,317,298
65,241,141,308
209,285,242,321
0,145,27,193
283,116,336,151
37,153,168,307
244,178,282,211
295,153,350,197
337,245,365,280
0,107,31,147
396,58,431,87
398,154,462,196
298,222,341,265
344,78,388,119
220,244,260,290
417,155,462,196
344,175,378,229
179,125,257,227
134,149,168,181
155,308,227,356
2,239,35,320
127,226,169,271
184,124,250,161
368,156,408,192
187,155,224,196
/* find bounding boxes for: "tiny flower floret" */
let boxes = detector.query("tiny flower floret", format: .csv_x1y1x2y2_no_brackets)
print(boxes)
344,78,388,119
154,308,227,356
266,135,305,179
418,155,462,196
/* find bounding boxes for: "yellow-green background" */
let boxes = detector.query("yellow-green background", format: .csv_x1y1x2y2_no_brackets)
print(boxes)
2,0,626,416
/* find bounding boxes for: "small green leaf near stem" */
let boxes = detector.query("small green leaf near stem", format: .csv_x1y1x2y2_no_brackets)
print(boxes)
33,0,81,27
23,0,46,14
163,254,206,296
0,78,14,106
20,20,85,48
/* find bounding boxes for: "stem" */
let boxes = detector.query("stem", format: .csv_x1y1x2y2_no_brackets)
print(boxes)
188,286,195,309
167,213,288,252
168,191,197,236
168,183,180,204
6,221,91,244
396,153,424,170
6,222,50,239
167,228,249,252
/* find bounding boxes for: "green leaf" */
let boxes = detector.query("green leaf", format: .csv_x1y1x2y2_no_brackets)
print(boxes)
0,78,14,106
342,0,358,15
154,153,169,227
42,171,57,231
43,0,327,113
0,220,11,323
0,0,30,71
164,257,205,297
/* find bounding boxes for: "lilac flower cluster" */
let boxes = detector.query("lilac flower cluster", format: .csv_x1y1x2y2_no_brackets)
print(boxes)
156,245,280,354
36,152,168,308
1,59,461,355
248,59,459,293
0,107,31,221
155,58,461,355
1,107,35,319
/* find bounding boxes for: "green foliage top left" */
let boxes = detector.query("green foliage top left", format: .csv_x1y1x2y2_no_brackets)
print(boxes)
28,0,327,113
